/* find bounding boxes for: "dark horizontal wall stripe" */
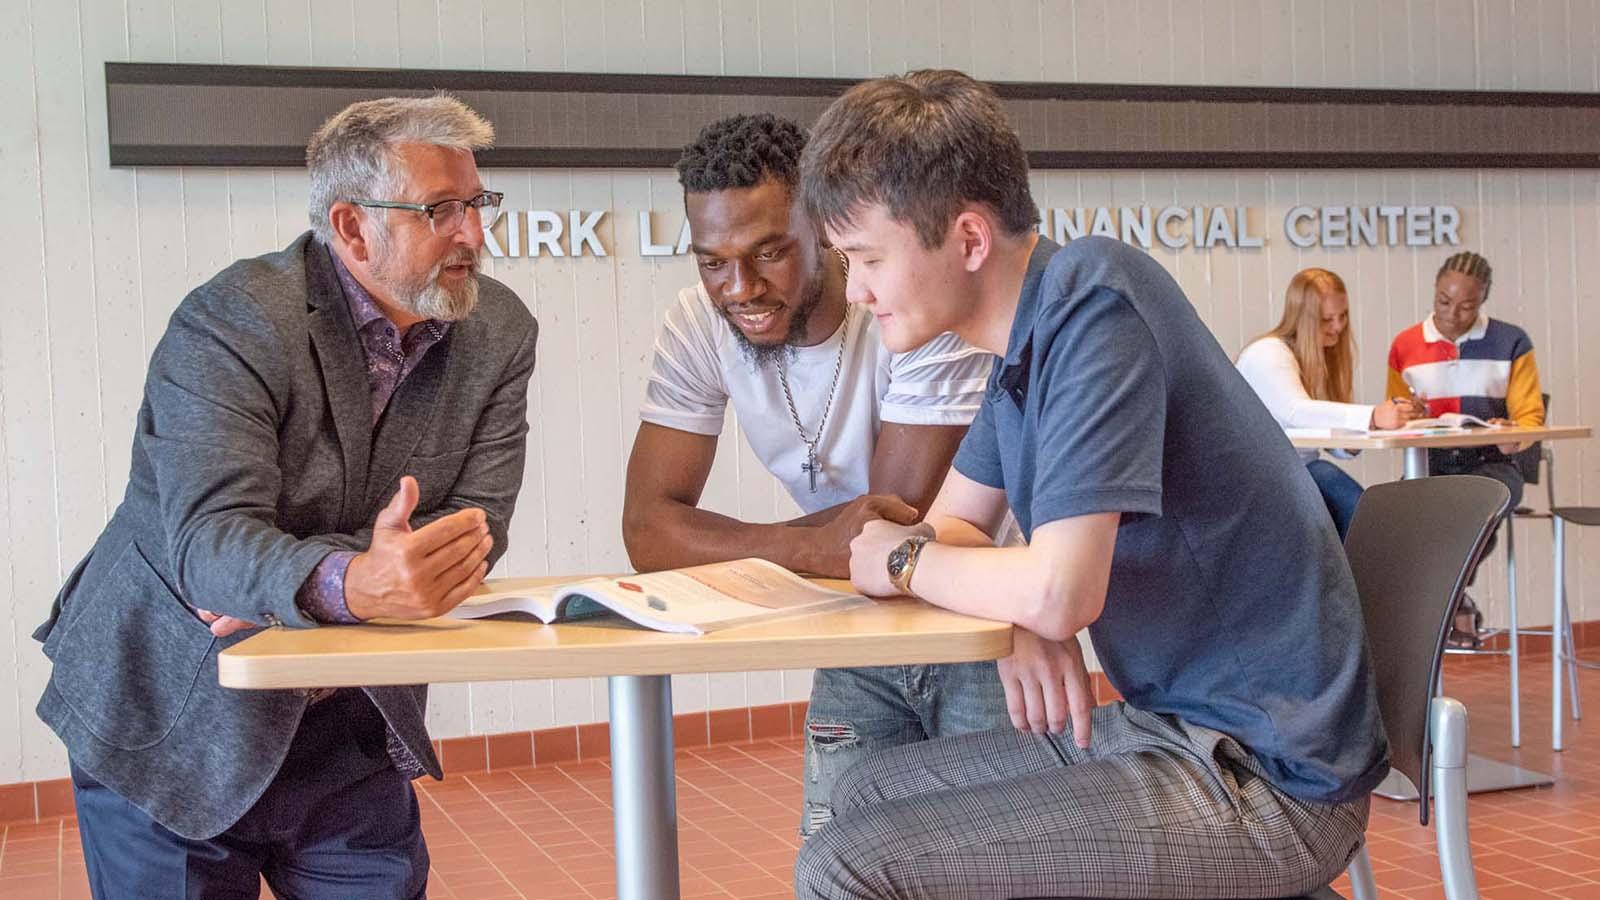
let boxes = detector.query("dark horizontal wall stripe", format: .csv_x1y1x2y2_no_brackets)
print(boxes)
109,145,1600,171
107,62,1600,107
107,62,855,97
1027,151,1600,170
109,144,309,167
105,63,1600,170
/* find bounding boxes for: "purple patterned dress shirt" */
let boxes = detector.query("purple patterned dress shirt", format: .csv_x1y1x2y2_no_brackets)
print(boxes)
293,257,451,624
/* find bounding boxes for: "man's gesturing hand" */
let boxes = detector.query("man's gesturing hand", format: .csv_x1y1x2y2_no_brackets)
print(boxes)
344,476,494,620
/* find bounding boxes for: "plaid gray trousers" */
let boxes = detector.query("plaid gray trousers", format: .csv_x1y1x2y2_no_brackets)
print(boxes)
794,701,1372,899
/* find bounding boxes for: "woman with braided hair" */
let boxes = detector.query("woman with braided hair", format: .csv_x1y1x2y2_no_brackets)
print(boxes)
1387,250,1546,646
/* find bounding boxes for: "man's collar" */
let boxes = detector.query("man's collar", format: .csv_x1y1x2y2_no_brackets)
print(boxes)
1423,312,1489,345
991,237,1060,410
330,253,392,331
1000,236,1062,367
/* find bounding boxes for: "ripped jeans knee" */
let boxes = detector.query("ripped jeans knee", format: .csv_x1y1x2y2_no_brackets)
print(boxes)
797,662,1007,839
800,718,866,837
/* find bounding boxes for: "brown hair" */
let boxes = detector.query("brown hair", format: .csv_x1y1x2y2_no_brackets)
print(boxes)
799,69,1039,249
1247,268,1355,403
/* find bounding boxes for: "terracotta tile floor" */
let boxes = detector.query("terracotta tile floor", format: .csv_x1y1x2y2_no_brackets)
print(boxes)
10,651,1600,899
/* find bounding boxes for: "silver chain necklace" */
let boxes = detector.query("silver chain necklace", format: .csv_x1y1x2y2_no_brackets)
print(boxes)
777,247,850,493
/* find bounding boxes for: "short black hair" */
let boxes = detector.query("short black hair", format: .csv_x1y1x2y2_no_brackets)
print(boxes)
675,114,807,194
1438,251,1492,289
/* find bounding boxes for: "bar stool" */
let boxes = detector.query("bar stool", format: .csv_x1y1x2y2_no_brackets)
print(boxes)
1500,440,1580,745
1495,395,1583,747
1551,502,1600,751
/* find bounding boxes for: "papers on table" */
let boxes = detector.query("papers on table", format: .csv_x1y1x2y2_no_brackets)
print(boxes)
1285,427,1368,439
1287,414,1504,440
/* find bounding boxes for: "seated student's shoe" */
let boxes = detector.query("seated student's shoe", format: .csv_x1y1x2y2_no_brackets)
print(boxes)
1447,593,1485,651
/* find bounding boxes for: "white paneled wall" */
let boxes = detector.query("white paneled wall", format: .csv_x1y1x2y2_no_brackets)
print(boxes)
3,0,1598,783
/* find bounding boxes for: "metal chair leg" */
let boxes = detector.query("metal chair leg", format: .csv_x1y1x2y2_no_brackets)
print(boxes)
1347,844,1378,900
1563,576,1581,720
1555,516,1567,752
1432,697,1479,900
1507,515,1521,746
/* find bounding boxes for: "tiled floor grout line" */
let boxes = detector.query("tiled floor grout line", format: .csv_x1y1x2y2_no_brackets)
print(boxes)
417,783,535,900
678,742,804,832
721,740,808,784
499,765,626,898
498,760,765,899
502,765,613,855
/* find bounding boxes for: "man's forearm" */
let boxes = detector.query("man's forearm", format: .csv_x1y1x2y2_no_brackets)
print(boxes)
904,543,1045,624
785,505,846,528
929,513,998,549
907,514,1111,641
625,500,834,575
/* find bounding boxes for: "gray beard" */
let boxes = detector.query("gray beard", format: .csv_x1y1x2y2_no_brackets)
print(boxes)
372,240,481,322
405,269,478,321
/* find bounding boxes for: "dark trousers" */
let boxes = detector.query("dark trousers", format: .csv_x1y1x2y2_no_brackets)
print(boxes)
1429,448,1525,582
71,690,428,900
1306,460,1364,541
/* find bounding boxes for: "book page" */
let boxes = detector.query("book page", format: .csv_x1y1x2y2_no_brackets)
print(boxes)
564,559,863,634
447,580,578,621
677,559,853,609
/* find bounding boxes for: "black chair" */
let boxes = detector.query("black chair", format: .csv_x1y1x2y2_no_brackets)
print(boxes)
1313,474,1511,900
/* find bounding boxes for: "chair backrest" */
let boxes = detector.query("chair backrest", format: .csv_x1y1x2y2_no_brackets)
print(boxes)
1343,475,1510,824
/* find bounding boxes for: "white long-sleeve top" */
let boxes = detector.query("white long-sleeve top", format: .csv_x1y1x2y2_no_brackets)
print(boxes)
1236,337,1373,462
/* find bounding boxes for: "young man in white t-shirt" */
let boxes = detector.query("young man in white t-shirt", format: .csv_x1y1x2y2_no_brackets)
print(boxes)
622,114,1009,836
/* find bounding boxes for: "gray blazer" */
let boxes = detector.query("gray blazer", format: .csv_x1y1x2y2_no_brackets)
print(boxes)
33,233,538,839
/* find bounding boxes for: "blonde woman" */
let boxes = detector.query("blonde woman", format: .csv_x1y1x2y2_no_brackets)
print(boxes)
1237,268,1425,537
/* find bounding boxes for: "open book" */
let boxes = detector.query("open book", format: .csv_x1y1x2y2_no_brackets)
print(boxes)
1289,413,1504,440
446,558,866,635
1404,413,1501,429
1368,412,1506,436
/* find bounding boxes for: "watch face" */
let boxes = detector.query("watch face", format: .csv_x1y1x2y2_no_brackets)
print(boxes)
887,543,910,576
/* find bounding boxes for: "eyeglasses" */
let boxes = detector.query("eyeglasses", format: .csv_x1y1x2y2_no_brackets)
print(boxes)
349,190,504,234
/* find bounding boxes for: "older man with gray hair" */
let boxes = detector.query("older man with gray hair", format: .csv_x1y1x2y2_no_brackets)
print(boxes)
33,95,537,899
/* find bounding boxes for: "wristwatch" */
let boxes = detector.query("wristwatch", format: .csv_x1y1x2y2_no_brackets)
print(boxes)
886,536,931,596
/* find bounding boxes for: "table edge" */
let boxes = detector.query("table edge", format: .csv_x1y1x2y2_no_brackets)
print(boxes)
218,622,1016,689
1288,425,1590,450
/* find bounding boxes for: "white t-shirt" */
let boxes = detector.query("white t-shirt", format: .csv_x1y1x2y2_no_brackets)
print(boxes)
1236,336,1373,463
641,282,994,516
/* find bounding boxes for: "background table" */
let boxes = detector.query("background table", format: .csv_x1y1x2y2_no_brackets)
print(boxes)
1290,425,1590,479
1291,425,1592,798
219,579,1013,900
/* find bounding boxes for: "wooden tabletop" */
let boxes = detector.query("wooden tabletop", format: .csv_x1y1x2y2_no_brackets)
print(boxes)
218,577,1014,690
1288,424,1590,451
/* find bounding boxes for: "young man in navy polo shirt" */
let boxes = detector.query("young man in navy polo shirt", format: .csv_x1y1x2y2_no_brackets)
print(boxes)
791,69,1389,900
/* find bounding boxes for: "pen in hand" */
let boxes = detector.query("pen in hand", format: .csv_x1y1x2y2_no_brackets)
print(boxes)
1392,390,1427,421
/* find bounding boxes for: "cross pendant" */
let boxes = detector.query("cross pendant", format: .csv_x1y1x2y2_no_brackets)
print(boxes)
802,447,819,492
